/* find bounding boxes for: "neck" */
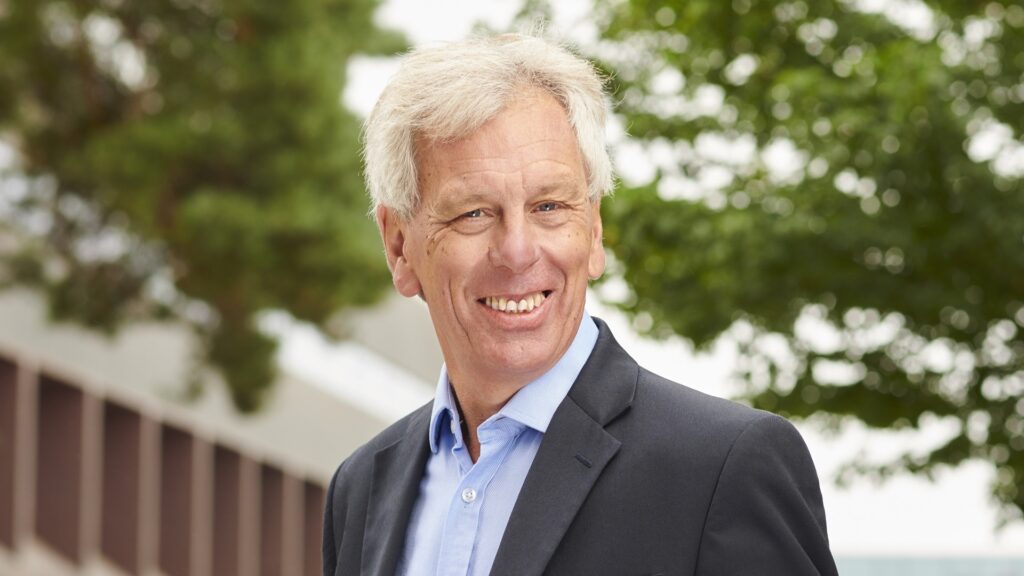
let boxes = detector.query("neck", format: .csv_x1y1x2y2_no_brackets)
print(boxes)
448,375,522,462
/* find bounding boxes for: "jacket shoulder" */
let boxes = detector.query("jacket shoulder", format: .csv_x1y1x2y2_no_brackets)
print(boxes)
631,370,836,575
631,367,777,441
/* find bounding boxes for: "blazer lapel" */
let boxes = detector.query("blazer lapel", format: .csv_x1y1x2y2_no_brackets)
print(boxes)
490,318,639,576
361,407,432,576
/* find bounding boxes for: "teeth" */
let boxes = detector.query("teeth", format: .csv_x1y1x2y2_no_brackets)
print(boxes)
484,292,547,314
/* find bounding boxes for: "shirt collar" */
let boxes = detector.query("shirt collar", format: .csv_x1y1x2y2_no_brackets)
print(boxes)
428,311,599,453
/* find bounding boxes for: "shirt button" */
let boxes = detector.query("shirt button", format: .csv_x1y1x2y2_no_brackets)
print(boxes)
450,420,459,434
461,488,477,503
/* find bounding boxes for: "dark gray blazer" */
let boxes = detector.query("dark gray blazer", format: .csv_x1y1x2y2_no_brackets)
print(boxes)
323,318,838,576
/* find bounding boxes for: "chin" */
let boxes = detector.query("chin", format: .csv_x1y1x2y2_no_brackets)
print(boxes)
477,343,557,382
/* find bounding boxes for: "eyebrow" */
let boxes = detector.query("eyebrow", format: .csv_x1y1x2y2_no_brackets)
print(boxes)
531,179,581,196
431,191,493,215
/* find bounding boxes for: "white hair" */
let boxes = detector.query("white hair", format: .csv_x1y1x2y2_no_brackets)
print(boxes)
363,33,615,219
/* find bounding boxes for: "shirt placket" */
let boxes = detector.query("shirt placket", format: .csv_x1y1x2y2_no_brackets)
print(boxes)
435,419,523,576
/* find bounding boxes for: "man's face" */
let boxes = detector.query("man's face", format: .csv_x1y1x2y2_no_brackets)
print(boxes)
378,88,605,389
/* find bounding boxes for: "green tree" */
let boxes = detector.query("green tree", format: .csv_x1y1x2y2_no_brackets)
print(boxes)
0,0,402,411
573,0,1024,522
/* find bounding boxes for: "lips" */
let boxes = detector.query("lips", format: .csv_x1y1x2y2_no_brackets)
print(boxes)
480,290,552,313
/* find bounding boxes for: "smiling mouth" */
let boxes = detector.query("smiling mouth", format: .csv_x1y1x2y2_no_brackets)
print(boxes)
479,290,552,314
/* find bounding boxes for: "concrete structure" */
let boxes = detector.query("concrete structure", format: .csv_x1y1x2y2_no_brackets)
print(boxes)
0,288,433,575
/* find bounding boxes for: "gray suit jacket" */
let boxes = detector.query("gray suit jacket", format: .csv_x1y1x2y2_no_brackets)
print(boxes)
323,318,838,575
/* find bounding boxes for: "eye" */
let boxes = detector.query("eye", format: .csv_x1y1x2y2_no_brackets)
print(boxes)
449,207,492,234
536,202,559,212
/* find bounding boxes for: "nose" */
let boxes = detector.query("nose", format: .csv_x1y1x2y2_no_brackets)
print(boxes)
488,212,540,272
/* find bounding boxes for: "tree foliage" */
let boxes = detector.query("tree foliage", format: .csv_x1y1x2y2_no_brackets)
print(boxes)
0,0,401,411
572,0,1024,522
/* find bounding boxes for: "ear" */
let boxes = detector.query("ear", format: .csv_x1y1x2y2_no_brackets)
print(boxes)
376,206,422,298
587,199,606,280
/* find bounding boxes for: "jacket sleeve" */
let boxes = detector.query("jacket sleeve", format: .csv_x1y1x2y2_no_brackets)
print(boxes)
694,413,838,576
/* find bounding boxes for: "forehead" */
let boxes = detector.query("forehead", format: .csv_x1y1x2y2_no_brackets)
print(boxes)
414,89,585,199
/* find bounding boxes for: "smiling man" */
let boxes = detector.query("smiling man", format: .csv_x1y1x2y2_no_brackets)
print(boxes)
323,34,838,576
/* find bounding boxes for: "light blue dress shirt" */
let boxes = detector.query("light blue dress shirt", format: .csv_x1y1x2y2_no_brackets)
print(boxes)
396,312,599,576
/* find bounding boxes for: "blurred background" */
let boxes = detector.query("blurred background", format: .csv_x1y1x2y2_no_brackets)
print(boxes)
1,0,1023,575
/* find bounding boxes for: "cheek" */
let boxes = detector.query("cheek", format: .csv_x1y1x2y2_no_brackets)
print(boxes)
434,242,482,294
547,234,594,280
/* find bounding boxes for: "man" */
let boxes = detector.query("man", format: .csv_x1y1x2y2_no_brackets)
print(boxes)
323,34,838,576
